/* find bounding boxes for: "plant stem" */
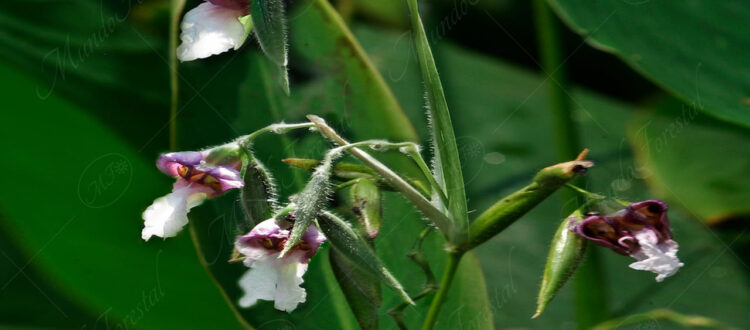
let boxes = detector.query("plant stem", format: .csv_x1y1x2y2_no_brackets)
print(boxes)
307,115,455,236
532,0,607,327
238,122,316,146
421,252,463,330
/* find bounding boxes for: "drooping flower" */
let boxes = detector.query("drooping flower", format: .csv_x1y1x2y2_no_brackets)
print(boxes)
142,146,243,241
235,218,326,312
571,200,684,282
177,0,250,62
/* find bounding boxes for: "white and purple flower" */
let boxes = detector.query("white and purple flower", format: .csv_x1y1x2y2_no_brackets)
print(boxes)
177,0,250,62
235,218,326,312
571,200,684,282
142,147,243,241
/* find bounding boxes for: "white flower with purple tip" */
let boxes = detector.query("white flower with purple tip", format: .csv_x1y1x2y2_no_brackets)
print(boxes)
235,218,327,312
177,0,250,62
142,146,243,241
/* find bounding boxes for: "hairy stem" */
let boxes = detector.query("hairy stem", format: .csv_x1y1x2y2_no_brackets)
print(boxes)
307,115,455,236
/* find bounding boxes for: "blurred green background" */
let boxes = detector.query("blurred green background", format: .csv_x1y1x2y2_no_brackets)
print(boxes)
1,0,749,329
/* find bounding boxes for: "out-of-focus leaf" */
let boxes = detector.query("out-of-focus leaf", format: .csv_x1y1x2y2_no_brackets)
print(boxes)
0,220,95,328
547,0,750,128
251,0,289,94
0,63,244,329
629,97,750,225
330,248,382,330
0,1,171,153
352,25,750,328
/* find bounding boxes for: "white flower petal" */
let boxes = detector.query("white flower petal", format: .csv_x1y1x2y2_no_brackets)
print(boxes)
273,260,308,312
237,254,308,312
176,2,246,62
238,257,279,308
141,185,207,241
628,230,684,282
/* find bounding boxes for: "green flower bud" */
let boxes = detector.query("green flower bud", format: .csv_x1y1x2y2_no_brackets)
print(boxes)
350,179,382,238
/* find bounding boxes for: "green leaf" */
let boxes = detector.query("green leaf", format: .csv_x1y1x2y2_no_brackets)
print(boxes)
629,97,750,224
406,0,470,244
318,212,413,305
329,248,382,330
546,0,750,128
0,63,244,329
250,0,290,94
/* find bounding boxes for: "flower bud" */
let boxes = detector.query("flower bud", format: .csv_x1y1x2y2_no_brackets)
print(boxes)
350,179,382,238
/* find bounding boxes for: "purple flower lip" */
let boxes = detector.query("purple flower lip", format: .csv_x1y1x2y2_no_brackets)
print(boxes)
237,219,326,262
206,0,249,12
157,151,243,196
573,200,671,255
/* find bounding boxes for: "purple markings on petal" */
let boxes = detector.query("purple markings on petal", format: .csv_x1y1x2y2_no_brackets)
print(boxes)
157,151,204,177
627,200,672,240
206,166,244,192
206,0,249,12
572,200,673,256
156,150,243,197
237,219,327,264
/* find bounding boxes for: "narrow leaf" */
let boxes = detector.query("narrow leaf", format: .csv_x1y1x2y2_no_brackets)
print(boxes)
251,0,290,94
405,0,469,244
318,211,414,305
330,248,382,330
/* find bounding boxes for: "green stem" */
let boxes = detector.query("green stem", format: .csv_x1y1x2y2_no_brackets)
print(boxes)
307,115,455,236
238,122,316,146
532,0,577,161
168,0,185,150
422,252,463,330
532,0,607,327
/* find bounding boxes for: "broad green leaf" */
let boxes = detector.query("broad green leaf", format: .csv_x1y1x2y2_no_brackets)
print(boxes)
546,0,750,128
406,0,470,244
0,222,95,328
0,1,172,154
352,25,750,328
0,63,244,329
629,97,750,225
251,0,290,94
